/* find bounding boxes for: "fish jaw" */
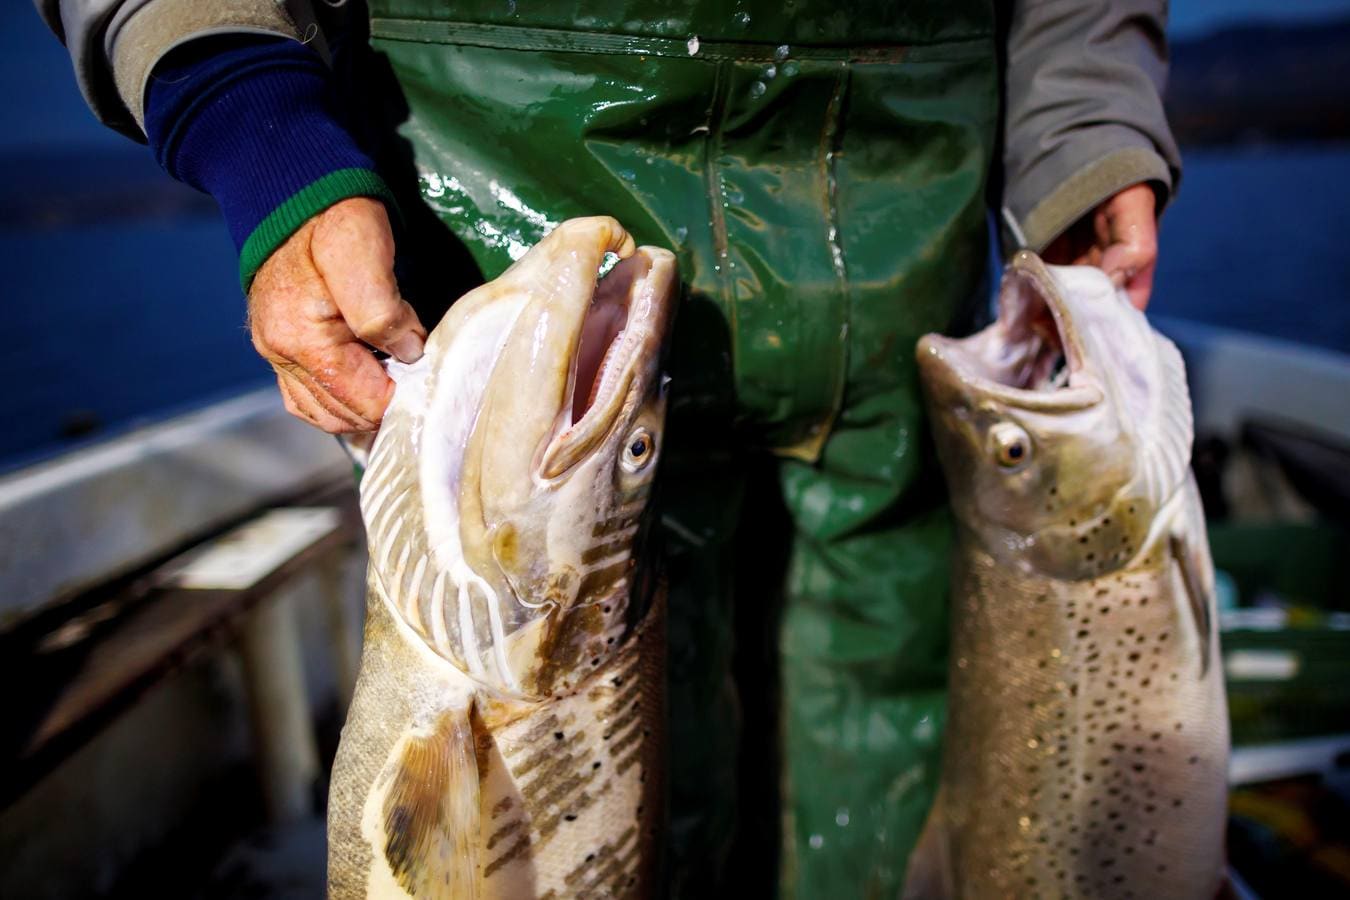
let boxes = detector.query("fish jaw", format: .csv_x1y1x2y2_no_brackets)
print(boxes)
916,253,1191,581
464,240,676,699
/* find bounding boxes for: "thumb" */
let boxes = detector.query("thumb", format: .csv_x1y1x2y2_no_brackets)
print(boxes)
1098,185,1159,311
312,197,427,362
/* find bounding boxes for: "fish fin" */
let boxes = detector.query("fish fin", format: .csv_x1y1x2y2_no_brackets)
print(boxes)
382,704,482,898
1171,527,1215,679
903,789,953,899
1217,866,1259,900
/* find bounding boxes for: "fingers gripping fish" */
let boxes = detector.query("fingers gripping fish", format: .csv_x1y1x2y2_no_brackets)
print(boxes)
908,253,1229,899
328,218,676,899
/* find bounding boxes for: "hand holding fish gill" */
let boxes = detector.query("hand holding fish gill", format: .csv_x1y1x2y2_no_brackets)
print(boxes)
248,197,427,433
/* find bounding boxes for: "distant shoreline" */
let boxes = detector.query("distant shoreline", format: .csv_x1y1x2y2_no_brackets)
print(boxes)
1167,18,1350,146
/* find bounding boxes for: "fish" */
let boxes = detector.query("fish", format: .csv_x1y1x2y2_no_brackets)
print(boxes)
327,217,677,899
906,251,1229,899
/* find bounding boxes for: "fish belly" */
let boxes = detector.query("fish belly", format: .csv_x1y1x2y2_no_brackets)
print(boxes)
938,534,1228,899
328,582,664,899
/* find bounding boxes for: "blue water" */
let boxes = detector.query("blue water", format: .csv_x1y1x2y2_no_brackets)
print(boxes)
5,216,271,469
1150,142,1350,351
1,4,1348,469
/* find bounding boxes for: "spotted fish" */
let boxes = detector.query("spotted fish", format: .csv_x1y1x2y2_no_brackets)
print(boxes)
907,252,1229,898
327,218,676,898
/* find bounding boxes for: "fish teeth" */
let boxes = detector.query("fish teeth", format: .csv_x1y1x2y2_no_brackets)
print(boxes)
457,575,487,679
429,569,450,655
378,516,405,570
404,553,429,630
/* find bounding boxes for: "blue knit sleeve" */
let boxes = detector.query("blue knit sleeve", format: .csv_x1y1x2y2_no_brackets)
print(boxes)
143,35,397,290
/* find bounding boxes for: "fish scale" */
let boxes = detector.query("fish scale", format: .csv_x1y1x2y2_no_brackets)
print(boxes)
942,492,1226,898
479,597,665,896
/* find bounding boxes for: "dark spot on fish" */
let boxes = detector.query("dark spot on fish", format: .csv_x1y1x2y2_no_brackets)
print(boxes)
564,814,577,822
555,731,564,741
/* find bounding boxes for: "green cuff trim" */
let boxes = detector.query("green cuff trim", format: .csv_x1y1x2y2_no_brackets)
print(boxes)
1014,147,1173,253
238,168,399,291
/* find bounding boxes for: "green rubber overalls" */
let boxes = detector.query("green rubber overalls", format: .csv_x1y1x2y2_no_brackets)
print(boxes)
359,2,998,894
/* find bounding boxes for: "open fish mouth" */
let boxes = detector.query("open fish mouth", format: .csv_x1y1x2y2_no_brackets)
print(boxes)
918,251,1101,411
539,246,676,479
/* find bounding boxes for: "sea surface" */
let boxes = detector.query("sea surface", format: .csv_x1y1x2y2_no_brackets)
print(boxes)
1,5,1348,471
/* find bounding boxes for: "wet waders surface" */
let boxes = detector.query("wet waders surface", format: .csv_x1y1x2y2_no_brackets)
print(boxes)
360,2,998,893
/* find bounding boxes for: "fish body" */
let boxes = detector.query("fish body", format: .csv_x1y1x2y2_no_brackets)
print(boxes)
909,253,1228,899
328,218,676,898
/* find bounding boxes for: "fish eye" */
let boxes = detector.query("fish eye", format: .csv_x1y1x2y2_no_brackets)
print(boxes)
989,422,1032,468
622,428,655,472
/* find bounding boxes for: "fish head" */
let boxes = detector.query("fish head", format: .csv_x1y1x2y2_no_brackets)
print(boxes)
464,217,675,622
916,251,1192,580
368,217,675,699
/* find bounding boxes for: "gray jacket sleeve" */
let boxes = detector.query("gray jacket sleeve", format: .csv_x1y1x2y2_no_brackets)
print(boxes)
34,0,314,138
1001,0,1182,252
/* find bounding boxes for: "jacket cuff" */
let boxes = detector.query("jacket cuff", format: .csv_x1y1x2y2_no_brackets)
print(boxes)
238,168,395,291
144,37,396,291
1002,145,1174,253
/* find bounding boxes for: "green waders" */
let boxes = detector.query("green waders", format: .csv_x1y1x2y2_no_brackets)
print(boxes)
361,2,998,894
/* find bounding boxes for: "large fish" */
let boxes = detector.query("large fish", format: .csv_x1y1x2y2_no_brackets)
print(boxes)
328,217,676,899
907,252,1229,899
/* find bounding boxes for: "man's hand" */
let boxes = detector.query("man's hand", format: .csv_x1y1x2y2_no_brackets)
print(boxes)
248,197,426,433
1042,182,1159,310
